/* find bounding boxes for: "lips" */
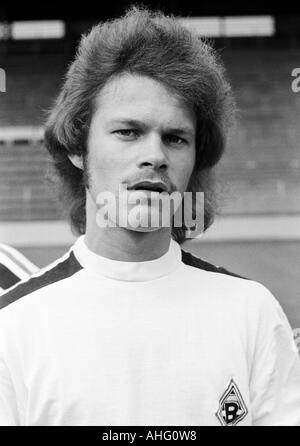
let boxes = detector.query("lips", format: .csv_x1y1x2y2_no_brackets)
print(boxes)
128,181,169,193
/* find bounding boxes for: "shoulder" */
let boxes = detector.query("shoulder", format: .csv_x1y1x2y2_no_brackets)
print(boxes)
0,248,82,312
180,248,248,279
180,247,284,318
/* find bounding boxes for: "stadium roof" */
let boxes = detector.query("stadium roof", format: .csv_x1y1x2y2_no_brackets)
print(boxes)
0,0,299,20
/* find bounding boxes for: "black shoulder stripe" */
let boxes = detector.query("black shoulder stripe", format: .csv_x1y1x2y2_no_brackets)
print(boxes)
181,249,248,279
0,251,83,310
0,264,21,290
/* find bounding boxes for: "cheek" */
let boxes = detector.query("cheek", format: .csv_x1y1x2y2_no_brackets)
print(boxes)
87,143,127,192
181,169,193,191
177,153,195,189
87,150,110,193
88,137,112,173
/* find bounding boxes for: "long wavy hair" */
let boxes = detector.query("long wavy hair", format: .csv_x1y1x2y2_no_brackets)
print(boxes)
44,5,235,244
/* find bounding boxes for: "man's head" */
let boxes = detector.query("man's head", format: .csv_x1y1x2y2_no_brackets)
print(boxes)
45,5,235,243
71,72,197,234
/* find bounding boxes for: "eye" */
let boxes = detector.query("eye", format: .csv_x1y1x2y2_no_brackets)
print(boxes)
114,129,139,138
164,134,187,145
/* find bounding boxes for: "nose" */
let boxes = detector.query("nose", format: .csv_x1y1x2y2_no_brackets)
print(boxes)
136,134,168,171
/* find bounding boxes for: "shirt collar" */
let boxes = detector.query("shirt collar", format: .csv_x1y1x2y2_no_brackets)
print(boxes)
72,235,182,282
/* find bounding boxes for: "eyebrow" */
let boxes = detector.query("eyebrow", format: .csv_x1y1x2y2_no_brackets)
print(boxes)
107,118,195,137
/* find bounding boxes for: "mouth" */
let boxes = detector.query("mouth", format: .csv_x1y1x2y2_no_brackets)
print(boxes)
128,181,169,193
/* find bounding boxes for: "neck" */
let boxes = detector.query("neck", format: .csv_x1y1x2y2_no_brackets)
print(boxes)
84,192,172,262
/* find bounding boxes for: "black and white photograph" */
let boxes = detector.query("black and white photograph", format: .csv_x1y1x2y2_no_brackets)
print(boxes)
0,0,299,428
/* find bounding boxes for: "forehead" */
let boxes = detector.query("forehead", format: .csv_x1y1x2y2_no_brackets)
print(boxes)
93,73,196,130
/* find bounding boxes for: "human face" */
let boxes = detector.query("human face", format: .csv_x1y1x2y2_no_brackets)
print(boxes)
86,73,196,232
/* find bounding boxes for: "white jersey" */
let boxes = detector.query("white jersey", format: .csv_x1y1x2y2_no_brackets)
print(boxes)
0,236,299,426
0,244,38,294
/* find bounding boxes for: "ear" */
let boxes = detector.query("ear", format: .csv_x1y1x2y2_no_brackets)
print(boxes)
68,154,84,170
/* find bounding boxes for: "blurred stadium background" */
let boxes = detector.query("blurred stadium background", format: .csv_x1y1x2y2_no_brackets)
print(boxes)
0,1,299,328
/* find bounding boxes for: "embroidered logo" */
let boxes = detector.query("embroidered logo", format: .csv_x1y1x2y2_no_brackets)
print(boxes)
216,379,248,426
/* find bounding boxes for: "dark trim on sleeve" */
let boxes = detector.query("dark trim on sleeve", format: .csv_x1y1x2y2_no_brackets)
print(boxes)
0,252,83,310
181,249,248,279
0,264,21,290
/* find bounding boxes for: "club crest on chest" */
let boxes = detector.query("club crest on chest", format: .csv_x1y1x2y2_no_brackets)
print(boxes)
216,379,248,426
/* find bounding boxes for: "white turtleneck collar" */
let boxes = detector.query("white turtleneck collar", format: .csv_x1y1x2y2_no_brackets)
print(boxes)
72,235,182,282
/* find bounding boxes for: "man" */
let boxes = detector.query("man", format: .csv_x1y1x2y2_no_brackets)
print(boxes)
0,6,300,426
0,243,38,294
